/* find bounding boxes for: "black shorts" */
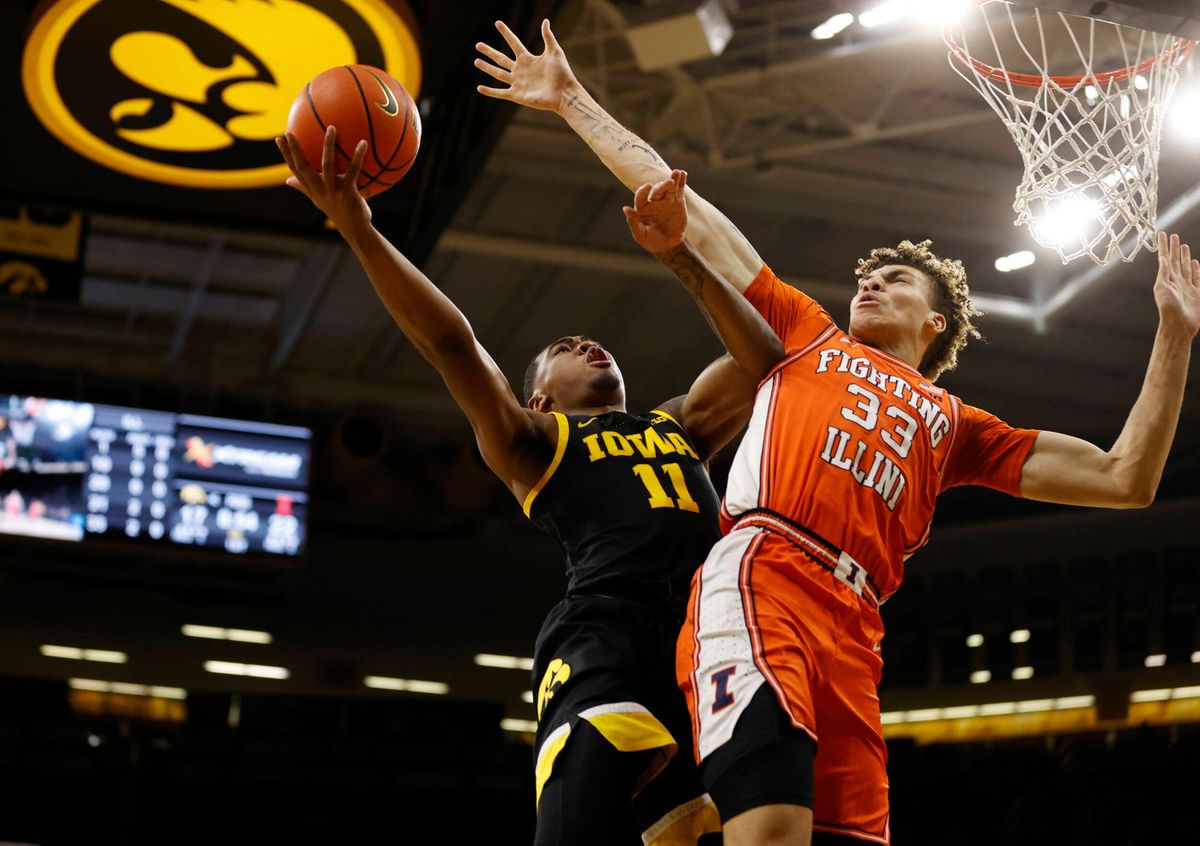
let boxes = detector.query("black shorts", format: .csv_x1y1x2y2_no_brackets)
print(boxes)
532,593,720,844
701,683,816,822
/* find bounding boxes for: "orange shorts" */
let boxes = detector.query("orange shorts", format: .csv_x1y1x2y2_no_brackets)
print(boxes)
677,526,890,844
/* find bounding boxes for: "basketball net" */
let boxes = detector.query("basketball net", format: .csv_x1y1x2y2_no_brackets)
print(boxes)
945,1,1196,264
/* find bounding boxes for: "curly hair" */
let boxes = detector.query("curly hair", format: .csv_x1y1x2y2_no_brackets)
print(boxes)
855,239,982,381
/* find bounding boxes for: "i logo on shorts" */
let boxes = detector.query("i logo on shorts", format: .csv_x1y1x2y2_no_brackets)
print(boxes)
711,666,736,713
22,0,421,189
536,658,572,720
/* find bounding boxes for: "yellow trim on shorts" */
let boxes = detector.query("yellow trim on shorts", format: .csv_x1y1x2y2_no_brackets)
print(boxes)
534,722,572,808
533,703,678,810
523,411,569,518
579,703,676,754
642,795,722,845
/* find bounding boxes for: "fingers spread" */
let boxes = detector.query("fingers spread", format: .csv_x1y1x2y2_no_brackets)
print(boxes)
495,20,527,55
542,19,560,51
320,125,337,185
476,41,514,69
477,84,513,100
474,57,512,84
633,183,653,209
346,139,368,185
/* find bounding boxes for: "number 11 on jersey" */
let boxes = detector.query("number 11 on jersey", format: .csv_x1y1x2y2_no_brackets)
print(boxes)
632,463,699,512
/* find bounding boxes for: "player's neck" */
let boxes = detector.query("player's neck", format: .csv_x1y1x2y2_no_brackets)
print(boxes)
556,402,625,416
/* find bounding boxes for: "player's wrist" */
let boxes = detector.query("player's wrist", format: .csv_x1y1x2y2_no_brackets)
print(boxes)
555,79,589,117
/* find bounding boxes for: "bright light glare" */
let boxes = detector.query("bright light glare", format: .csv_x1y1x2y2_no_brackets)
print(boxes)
1085,85,1099,103
966,633,984,648
1144,653,1167,668
860,1,910,28
501,718,538,733
364,676,449,695
1131,688,1171,702
203,660,289,680
67,678,186,699
970,670,991,684
474,653,535,670
182,625,273,644
995,251,1035,272
1009,629,1031,644
1030,195,1101,247
40,644,128,663
1134,75,1149,91
1167,88,1200,144
1012,666,1034,680
521,690,534,704
812,13,854,40
860,0,969,28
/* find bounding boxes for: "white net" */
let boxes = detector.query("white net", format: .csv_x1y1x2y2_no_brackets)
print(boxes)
945,1,1195,264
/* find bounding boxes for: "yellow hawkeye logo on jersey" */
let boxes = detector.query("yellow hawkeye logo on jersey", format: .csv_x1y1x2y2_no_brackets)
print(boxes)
536,658,572,720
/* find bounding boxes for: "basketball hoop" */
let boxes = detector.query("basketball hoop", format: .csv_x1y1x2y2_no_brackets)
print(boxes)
945,1,1196,264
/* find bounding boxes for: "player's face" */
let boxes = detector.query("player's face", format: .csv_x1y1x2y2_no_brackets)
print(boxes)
532,336,625,412
849,264,944,350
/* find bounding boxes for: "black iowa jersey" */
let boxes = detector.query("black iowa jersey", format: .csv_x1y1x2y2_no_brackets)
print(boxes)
523,409,721,608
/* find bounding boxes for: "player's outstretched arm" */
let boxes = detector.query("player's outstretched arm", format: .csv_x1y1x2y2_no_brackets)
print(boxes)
624,170,784,458
276,128,554,497
1019,232,1199,508
475,19,764,291
626,170,784,380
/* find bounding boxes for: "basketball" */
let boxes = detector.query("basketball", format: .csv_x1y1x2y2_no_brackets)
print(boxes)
286,65,422,199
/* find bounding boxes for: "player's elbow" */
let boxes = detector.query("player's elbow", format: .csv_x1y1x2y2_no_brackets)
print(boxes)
1123,485,1156,509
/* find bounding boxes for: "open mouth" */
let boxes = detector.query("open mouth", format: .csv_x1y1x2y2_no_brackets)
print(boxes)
585,346,610,366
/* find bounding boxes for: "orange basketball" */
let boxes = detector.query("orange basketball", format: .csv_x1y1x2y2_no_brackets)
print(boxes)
286,65,421,198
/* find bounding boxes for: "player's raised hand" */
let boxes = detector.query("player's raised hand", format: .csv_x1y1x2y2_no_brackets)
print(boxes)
475,19,580,114
275,127,372,229
624,170,689,255
1154,232,1200,338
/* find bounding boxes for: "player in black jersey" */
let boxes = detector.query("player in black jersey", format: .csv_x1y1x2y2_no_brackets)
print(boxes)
277,130,783,844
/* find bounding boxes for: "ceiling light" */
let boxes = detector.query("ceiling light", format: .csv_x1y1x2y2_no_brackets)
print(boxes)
1009,629,1031,644
364,676,449,695
521,690,534,704
1131,688,1171,702
1012,666,1034,680
1054,695,1094,710
970,670,991,684
942,705,980,719
41,644,128,663
1016,699,1054,713
812,13,854,40
880,711,905,725
966,633,984,647
994,251,1035,273
67,678,186,699
1134,75,1149,91
1144,653,1167,668
474,653,535,671
182,625,272,644
203,660,289,680
500,718,538,733
1030,194,1101,248
1167,88,1200,144
980,701,1016,716
1192,651,1200,663
859,1,911,28
1172,686,1200,699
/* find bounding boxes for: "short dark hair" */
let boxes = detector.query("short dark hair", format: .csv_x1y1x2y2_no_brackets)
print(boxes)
855,239,982,381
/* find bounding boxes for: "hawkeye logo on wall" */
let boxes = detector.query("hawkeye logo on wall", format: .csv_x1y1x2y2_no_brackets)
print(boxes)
22,0,422,189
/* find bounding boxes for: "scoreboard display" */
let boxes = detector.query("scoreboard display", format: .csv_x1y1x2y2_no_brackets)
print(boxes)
0,396,310,557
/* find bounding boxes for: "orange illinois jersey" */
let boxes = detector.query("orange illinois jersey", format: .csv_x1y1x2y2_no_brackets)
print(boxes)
721,266,1040,601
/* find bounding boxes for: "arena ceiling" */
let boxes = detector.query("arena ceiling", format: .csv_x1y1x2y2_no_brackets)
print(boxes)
1,0,1198,722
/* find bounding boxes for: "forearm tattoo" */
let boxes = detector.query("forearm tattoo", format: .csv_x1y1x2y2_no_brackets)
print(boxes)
656,244,710,299
565,95,666,168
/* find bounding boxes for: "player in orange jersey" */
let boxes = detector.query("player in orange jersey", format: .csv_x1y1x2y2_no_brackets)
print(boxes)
478,19,1200,846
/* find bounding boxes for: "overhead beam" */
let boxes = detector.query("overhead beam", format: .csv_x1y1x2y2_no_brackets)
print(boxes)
270,243,344,372
165,236,224,366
